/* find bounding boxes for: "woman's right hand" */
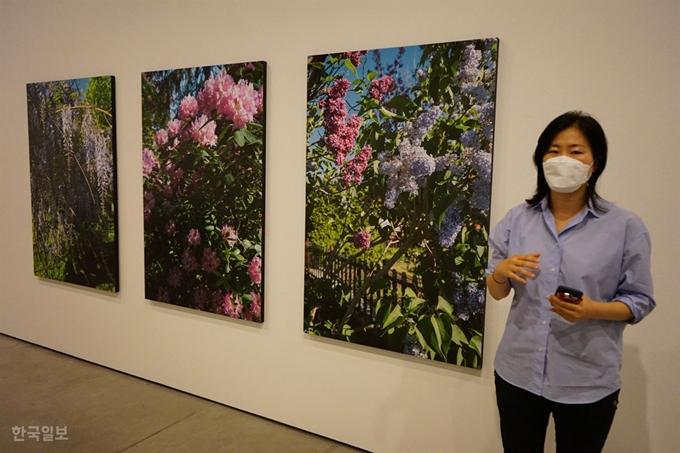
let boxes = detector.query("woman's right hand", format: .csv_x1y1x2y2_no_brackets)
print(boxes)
494,253,541,285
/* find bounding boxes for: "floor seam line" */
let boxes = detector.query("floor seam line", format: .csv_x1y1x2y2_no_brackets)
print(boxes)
116,402,215,452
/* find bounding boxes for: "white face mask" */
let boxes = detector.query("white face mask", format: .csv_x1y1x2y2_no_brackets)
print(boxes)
542,156,593,193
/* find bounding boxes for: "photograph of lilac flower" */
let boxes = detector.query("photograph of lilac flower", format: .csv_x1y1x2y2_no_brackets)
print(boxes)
27,76,119,291
304,39,499,368
142,62,266,322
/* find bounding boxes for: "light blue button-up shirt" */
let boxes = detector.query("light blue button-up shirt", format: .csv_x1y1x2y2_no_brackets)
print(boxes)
487,197,655,403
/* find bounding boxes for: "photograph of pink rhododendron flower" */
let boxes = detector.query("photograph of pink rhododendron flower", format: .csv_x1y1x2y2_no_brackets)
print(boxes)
142,62,266,322
27,76,119,291
304,39,499,368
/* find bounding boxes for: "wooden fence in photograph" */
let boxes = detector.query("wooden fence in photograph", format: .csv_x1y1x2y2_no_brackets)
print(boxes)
305,245,421,317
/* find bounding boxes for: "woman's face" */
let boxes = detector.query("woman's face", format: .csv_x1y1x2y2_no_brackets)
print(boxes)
543,126,595,172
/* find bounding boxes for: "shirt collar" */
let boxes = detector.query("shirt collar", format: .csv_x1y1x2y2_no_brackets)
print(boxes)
536,195,602,219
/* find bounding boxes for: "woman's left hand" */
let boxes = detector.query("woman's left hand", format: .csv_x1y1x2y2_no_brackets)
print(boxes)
548,294,594,322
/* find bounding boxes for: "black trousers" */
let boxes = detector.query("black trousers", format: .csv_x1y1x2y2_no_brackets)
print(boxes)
495,372,619,453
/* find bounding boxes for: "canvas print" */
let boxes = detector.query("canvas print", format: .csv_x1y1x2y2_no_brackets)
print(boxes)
304,39,499,368
142,62,266,322
26,76,119,291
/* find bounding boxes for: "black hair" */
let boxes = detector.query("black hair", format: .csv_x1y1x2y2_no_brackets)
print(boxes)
526,111,609,212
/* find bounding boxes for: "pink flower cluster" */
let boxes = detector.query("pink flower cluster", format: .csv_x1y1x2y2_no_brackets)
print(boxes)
342,145,372,185
201,247,221,273
189,115,218,147
342,50,367,67
369,76,394,101
353,230,371,250
319,78,362,165
142,148,159,177
149,69,263,157
197,69,263,129
248,256,262,285
244,292,262,321
223,293,243,318
221,224,238,247
181,249,198,271
168,267,182,287
187,229,201,246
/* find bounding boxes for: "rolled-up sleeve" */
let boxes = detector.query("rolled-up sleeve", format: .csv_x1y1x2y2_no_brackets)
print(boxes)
615,217,656,324
486,210,512,276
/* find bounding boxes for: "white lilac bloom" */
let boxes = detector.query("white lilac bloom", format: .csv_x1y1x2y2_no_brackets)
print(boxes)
456,44,482,85
378,106,443,209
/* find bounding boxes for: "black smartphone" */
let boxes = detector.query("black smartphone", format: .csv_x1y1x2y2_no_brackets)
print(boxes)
555,285,583,304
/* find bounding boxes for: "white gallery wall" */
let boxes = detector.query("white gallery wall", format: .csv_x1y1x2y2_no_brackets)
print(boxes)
1,0,678,451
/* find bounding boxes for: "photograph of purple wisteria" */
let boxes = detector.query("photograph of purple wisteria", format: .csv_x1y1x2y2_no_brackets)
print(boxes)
27,76,119,291
304,39,499,368
142,62,266,322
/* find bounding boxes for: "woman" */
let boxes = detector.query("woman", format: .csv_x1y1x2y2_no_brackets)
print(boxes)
486,111,655,453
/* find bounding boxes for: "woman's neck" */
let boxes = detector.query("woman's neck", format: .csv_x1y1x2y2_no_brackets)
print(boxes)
549,188,587,232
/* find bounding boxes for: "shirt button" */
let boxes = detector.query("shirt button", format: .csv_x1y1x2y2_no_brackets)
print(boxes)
551,267,556,272
538,347,544,352
542,320,547,325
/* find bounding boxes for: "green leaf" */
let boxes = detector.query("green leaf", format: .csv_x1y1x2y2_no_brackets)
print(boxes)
404,288,425,314
456,347,464,366
470,334,483,356
342,324,354,338
233,129,245,147
343,59,359,78
205,225,215,232
241,127,260,144
436,296,455,318
366,71,379,81
379,107,397,118
382,304,405,332
415,315,451,361
451,323,469,346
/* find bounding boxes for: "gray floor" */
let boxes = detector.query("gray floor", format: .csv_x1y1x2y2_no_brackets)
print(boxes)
0,334,366,453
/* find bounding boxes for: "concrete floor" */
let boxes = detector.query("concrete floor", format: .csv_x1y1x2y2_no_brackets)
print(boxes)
0,334,365,453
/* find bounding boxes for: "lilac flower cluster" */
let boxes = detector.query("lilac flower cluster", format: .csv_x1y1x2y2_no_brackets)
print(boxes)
456,44,482,85
403,332,428,358
452,282,486,321
369,76,394,101
342,50,367,67
353,230,371,250
377,106,443,209
318,78,361,166
437,205,464,248
470,150,492,211
342,145,372,185
402,105,442,144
